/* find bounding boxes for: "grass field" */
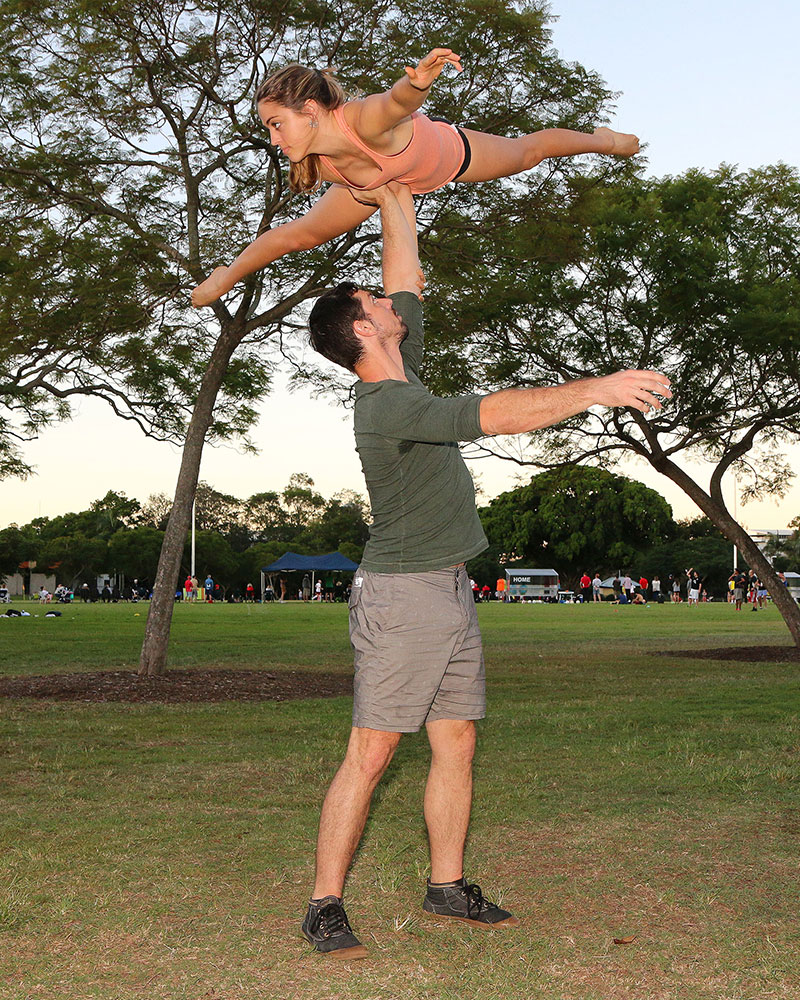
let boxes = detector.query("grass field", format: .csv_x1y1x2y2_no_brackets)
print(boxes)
1,601,799,1000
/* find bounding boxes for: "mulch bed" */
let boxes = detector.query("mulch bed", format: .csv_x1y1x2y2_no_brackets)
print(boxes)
0,669,353,704
661,645,800,663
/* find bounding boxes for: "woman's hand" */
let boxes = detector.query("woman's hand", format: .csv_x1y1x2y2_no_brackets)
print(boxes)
405,48,462,90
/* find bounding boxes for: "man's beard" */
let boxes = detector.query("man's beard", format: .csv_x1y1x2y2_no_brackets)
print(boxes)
378,317,409,348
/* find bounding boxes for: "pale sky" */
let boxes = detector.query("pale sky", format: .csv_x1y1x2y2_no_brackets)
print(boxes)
3,0,799,530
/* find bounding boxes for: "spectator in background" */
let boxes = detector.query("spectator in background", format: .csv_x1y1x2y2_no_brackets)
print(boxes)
481,584,491,602
80,582,91,603
638,575,648,598
671,575,681,603
756,573,769,610
101,583,112,603
245,582,255,602
184,575,194,601
278,574,287,603
651,575,662,603
204,574,214,601
302,574,312,602
612,576,622,602
730,569,747,610
579,572,591,603
686,568,700,606
592,573,602,602
622,573,633,602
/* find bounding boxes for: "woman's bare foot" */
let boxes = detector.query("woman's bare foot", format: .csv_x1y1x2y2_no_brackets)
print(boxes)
191,265,232,307
593,126,640,157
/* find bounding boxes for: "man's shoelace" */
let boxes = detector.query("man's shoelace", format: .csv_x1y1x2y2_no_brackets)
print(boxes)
308,902,351,938
463,882,490,918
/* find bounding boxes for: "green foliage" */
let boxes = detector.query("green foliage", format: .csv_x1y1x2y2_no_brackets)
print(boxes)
1,0,618,476
465,548,504,589
107,526,166,582
184,530,238,583
634,536,739,598
479,466,673,586
766,521,800,572
2,475,367,588
0,524,38,580
448,166,800,495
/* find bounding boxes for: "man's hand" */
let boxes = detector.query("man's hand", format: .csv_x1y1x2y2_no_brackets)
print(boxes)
404,48,462,90
347,187,389,208
591,369,672,413
346,180,413,208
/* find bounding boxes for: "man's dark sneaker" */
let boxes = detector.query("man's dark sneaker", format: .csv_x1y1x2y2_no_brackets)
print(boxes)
301,895,368,959
422,877,520,929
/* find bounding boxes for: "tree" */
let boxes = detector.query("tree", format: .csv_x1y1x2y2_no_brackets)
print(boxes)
3,0,615,671
108,526,166,583
245,491,290,543
38,533,108,586
0,524,37,583
479,467,673,587
766,517,800,572
296,490,369,554
634,536,737,598
457,166,800,643
185,530,238,583
139,493,173,531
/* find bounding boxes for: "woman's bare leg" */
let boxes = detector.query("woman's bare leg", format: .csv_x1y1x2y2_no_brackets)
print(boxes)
454,126,639,184
192,185,376,306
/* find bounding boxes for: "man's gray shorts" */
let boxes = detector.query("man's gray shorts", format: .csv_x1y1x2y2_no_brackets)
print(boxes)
348,565,486,733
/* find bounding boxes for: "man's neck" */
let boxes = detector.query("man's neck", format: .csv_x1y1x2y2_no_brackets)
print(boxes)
355,344,408,384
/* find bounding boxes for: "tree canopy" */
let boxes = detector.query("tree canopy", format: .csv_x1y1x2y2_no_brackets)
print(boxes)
454,165,800,640
0,477,369,590
478,466,673,586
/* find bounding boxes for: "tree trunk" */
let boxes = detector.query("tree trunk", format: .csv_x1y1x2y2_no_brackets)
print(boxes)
650,455,800,647
139,323,244,675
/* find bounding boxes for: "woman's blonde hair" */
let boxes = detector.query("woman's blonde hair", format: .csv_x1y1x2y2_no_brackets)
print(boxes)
255,65,346,194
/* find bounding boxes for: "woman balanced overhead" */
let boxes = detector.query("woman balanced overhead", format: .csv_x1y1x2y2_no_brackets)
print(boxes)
191,48,639,307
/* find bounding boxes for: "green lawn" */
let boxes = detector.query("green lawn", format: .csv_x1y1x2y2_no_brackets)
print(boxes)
1,601,799,999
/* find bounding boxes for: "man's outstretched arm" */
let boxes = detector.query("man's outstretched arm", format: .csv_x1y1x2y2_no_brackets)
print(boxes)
479,370,672,435
348,183,422,297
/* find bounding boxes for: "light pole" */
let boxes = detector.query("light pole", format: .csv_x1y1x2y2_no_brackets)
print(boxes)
191,497,196,580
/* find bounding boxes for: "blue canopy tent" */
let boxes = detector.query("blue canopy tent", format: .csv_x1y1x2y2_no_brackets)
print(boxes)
261,551,359,600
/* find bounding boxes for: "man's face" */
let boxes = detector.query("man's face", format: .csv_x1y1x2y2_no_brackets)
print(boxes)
354,290,408,345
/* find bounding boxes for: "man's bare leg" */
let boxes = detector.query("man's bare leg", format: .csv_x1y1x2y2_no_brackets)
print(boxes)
421,718,519,928
312,726,401,899
423,718,476,882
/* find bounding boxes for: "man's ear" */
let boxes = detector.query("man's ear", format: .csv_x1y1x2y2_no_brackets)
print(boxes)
353,318,376,339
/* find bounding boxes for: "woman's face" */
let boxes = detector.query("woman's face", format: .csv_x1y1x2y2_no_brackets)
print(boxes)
258,101,316,160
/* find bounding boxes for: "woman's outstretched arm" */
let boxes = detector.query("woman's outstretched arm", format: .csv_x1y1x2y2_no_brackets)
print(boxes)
191,185,376,306
351,48,462,141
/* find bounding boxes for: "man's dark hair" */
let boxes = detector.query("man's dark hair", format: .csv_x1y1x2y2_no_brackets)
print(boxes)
308,282,367,373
